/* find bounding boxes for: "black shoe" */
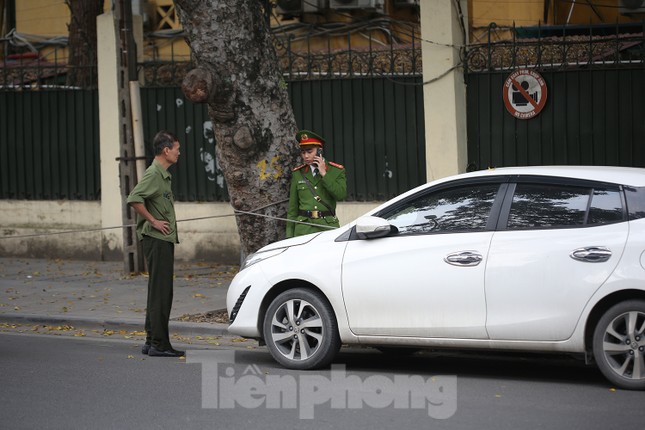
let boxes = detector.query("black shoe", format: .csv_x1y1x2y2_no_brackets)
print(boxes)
148,346,185,357
170,348,185,357
141,343,150,355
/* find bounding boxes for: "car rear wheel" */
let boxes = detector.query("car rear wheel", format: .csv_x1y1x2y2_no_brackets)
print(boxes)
592,300,645,390
263,288,341,370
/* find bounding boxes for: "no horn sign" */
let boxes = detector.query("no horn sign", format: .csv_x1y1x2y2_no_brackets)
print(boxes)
503,69,548,119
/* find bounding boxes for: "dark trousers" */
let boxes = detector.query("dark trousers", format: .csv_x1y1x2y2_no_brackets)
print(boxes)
142,236,175,350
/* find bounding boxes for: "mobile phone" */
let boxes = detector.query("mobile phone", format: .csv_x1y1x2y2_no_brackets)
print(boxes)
316,147,322,157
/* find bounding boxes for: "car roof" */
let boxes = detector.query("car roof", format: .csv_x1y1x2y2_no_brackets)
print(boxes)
362,165,645,219
445,166,645,187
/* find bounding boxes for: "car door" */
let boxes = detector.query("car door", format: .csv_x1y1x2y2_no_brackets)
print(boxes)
341,180,506,338
485,179,628,341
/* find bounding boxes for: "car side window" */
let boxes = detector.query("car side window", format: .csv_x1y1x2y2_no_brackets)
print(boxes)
507,184,588,229
624,186,645,220
507,184,624,230
380,184,499,235
588,188,624,224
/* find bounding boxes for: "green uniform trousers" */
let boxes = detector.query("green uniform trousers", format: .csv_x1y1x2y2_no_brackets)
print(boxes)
142,235,175,350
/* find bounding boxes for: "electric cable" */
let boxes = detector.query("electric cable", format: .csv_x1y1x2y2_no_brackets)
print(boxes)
0,198,336,241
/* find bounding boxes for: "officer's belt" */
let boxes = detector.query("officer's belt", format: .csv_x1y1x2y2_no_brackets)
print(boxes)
299,210,333,219
300,174,336,217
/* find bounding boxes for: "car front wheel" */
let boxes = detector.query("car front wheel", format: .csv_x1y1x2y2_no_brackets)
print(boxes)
263,288,341,370
592,300,645,390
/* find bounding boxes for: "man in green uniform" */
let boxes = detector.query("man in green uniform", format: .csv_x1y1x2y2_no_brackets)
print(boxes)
127,130,184,357
286,130,347,238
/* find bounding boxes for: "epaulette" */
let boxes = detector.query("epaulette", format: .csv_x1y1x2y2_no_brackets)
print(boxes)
328,161,344,169
293,164,307,171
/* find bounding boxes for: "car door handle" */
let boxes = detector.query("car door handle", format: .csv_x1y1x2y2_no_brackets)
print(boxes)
569,246,612,263
444,251,483,267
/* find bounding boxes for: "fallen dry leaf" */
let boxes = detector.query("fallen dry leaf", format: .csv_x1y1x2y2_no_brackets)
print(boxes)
46,325,75,332
0,323,20,329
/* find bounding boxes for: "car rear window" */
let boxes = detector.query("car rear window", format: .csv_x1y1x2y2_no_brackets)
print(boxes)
588,189,624,225
624,186,645,220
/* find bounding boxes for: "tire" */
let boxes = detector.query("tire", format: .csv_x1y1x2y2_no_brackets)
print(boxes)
592,300,645,390
263,288,341,370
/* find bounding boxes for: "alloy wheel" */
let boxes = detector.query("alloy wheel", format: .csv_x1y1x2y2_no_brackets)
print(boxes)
594,301,645,389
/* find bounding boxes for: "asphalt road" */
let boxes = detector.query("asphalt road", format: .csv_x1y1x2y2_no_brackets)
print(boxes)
1,331,645,430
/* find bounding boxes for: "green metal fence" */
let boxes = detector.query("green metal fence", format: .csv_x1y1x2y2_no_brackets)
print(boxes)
140,76,426,202
464,23,645,171
466,67,645,170
140,86,226,202
0,90,100,200
289,78,426,200
0,76,425,201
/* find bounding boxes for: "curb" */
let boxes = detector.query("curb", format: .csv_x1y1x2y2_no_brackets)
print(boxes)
0,313,231,337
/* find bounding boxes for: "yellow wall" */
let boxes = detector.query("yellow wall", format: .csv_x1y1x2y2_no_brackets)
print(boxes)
16,0,116,35
470,0,643,43
14,0,112,63
12,0,187,63
552,0,640,25
471,0,547,28
12,0,416,62
471,0,640,29
16,0,70,35
12,0,644,62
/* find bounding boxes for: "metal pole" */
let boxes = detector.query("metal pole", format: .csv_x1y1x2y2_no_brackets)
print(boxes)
115,0,144,273
566,0,576,25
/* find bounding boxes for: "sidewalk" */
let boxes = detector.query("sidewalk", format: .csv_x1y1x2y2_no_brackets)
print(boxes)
0,257,236,337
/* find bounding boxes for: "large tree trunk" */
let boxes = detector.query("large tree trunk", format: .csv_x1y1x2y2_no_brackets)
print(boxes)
174,0,300,257
65,0,102,88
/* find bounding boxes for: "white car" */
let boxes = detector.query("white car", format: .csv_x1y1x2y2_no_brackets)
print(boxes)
227,166,645,390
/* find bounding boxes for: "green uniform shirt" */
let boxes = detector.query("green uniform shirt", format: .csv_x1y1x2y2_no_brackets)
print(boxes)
127,159,179,244
286,162,347,238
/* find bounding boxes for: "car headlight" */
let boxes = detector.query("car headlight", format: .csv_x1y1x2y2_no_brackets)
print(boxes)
241,247,287,270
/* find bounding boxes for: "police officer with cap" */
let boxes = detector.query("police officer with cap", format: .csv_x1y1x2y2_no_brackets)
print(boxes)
286,130,347,238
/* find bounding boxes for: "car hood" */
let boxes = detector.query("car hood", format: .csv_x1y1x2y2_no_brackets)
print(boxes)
255,221,357,253
257,232,321,252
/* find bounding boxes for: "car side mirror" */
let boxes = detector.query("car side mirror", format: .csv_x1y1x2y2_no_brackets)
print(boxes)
355,216,397,240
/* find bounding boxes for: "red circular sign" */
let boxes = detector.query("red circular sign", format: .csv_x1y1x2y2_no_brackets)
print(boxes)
503,69,548,119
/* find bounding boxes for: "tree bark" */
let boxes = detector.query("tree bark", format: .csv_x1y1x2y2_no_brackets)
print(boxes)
174,0,300,257
65,0,102,88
